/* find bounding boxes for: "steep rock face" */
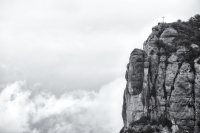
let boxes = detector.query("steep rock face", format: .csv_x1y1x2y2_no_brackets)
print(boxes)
155,53,167,119
194,57,200,132
170,62,195,132
122,49,145,128
120,18,200,133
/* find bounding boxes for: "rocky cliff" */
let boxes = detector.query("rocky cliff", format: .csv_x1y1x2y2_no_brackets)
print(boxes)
120,15,200,133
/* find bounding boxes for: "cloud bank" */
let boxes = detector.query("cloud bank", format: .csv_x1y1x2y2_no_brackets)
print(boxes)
0,78,125,133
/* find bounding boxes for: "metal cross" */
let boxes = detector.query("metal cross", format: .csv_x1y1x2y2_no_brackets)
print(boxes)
162,16,165,23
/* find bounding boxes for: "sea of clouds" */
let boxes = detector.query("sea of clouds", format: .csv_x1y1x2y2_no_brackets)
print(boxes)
0,78,125,133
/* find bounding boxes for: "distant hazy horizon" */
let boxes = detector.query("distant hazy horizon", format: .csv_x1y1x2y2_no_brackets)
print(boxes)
0,0,200,132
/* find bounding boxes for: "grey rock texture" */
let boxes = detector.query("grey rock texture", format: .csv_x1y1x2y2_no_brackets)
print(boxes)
122,49,145,128
194,57,200,133
120,22,200,133
160,28,178,45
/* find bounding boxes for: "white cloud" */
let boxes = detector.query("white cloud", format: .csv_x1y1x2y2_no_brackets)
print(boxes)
0,78,125,133
0,81,32,132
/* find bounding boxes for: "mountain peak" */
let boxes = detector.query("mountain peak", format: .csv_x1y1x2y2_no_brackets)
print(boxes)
120,14,200,133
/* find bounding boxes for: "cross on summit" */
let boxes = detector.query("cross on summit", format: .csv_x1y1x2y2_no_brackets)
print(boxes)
162,16,165,23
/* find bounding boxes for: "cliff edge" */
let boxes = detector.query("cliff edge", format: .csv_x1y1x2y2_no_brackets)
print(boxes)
120,14,200,133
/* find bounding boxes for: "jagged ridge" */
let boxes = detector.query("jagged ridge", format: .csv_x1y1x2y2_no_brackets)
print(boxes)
120,14,200,133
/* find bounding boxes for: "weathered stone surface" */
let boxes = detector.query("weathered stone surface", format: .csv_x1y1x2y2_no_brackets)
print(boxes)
127,49,145,95
143,35,159,55
125,93,144,122
165,53,179,98
160,28,178,38
160,28,178,45
122,49,146,129
142,53,149,113
194,57,200,133
176,46,190,62
156,54,167,118
120,22,200,133
170,63,195,132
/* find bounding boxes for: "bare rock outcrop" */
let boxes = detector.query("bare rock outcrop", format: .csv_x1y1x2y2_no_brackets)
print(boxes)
120,16,200,133
122,49,145,128
160,28,178,45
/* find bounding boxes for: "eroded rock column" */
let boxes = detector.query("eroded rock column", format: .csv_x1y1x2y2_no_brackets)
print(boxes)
122,49,145,129
194,57,200,133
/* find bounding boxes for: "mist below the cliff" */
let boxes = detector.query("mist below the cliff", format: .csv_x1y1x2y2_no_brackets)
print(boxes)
0,78,125,133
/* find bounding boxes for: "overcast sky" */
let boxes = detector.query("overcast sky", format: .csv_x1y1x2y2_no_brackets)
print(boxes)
1,0,200,95
0,0,200,133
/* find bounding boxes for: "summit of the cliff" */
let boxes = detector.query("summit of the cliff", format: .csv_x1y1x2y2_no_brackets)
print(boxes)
120,14,200,133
